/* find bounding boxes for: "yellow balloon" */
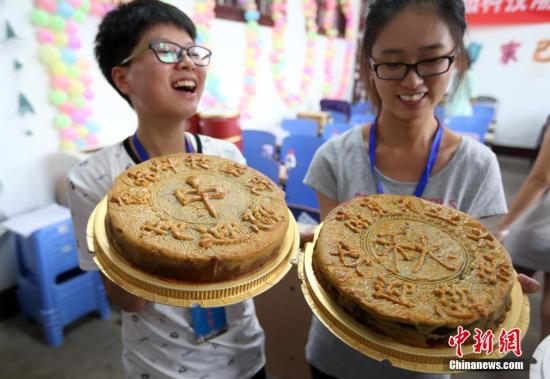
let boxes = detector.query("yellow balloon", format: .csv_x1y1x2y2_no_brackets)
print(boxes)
51,62,68,76
54,32,69,47
39,45,60,65
60,140,76,151
69,81,86,97
77,126,88,138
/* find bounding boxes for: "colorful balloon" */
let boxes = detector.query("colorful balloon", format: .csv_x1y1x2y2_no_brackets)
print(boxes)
52,75,71,90
37,0,57,13
49,90,68,105
85,134,99,147
60,140,77,151
37,28,55,44
57,2,75,18
60,128,78,141
31,9,51,27
54,114,72,129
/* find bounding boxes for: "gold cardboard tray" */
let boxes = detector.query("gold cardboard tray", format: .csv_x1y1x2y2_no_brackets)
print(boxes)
298,224,530,373
87,197,299,307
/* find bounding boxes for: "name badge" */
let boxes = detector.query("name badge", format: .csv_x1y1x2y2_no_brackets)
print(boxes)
190,305,228,343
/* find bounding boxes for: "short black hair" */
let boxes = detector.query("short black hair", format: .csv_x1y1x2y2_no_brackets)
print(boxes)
360,0,467,113
94,0,197,106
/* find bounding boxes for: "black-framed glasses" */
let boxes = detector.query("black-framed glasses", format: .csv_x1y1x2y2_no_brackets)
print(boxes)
120,41,212,67
370,55,455,80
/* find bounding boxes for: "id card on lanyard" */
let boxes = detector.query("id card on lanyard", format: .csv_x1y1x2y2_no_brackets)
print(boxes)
368,118,443,197
132,132,229,343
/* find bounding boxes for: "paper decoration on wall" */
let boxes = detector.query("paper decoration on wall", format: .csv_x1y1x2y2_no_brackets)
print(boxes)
534,40,550,63
13,60,23,71
238,0,261,120
500,41,521,65
4,21,18,40
19,93,35,116
193,0,227,108
271,0,318,108
466,42,483,64
30,0,118,151
322,0,356,100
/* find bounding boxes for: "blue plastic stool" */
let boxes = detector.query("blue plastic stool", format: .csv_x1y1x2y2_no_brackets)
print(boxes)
15,217,110,347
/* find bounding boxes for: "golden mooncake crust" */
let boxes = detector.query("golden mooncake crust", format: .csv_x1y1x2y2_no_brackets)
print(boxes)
314,194,514,347
107,153,289,283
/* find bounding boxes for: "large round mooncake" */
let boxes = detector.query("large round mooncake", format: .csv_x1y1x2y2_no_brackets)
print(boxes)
106,153,289,283
313,194,514,347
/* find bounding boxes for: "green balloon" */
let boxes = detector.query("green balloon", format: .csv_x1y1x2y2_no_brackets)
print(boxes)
49,90,68,106
67,66,81,79
54,114,71,129
80,0,91,13
73,10,85,23
31,9,50,27
50,15,66,32
72,97,86,108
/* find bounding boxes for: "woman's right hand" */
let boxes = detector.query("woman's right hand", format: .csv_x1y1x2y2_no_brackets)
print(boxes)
518,274,541,294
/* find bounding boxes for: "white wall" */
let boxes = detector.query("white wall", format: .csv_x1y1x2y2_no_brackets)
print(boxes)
468,23,550,147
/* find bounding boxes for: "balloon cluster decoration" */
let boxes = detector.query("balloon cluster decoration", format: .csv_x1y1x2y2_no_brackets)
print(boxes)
238,0,261,120
270,0,318,109
193,0,227,108
322,0,356,100
31,0,116,151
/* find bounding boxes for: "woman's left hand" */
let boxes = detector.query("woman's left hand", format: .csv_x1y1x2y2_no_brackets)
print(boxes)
518,273,541,294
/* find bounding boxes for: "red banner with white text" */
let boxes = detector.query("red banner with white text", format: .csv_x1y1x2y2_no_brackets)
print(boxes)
465,0,550,25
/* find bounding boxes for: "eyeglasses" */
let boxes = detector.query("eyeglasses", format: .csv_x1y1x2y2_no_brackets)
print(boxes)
120,41,212,67
370,55,455,80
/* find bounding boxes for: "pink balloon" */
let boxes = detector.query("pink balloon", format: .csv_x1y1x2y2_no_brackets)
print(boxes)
37,0,57,13
86,134,99,146
68,35,81,49
90,3,103,16
37,29,54,44
84,89,94,100
80,74,93,86
52,76,71,90
65,19,78,34
58,103,74,113
70,109,87,124
82,107,93,117
67,0,82,8
60,128,78,141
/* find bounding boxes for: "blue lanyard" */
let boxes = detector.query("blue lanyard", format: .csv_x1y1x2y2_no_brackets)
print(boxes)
368,118,443,198
132,133,193,161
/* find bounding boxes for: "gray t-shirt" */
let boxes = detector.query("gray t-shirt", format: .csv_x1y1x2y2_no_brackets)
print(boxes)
303,125,507,379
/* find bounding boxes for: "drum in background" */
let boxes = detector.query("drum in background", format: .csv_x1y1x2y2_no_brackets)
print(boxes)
185,113,202,134
199,112,243,151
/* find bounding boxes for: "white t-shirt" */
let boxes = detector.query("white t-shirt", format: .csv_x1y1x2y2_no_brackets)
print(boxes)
67,133,265,379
